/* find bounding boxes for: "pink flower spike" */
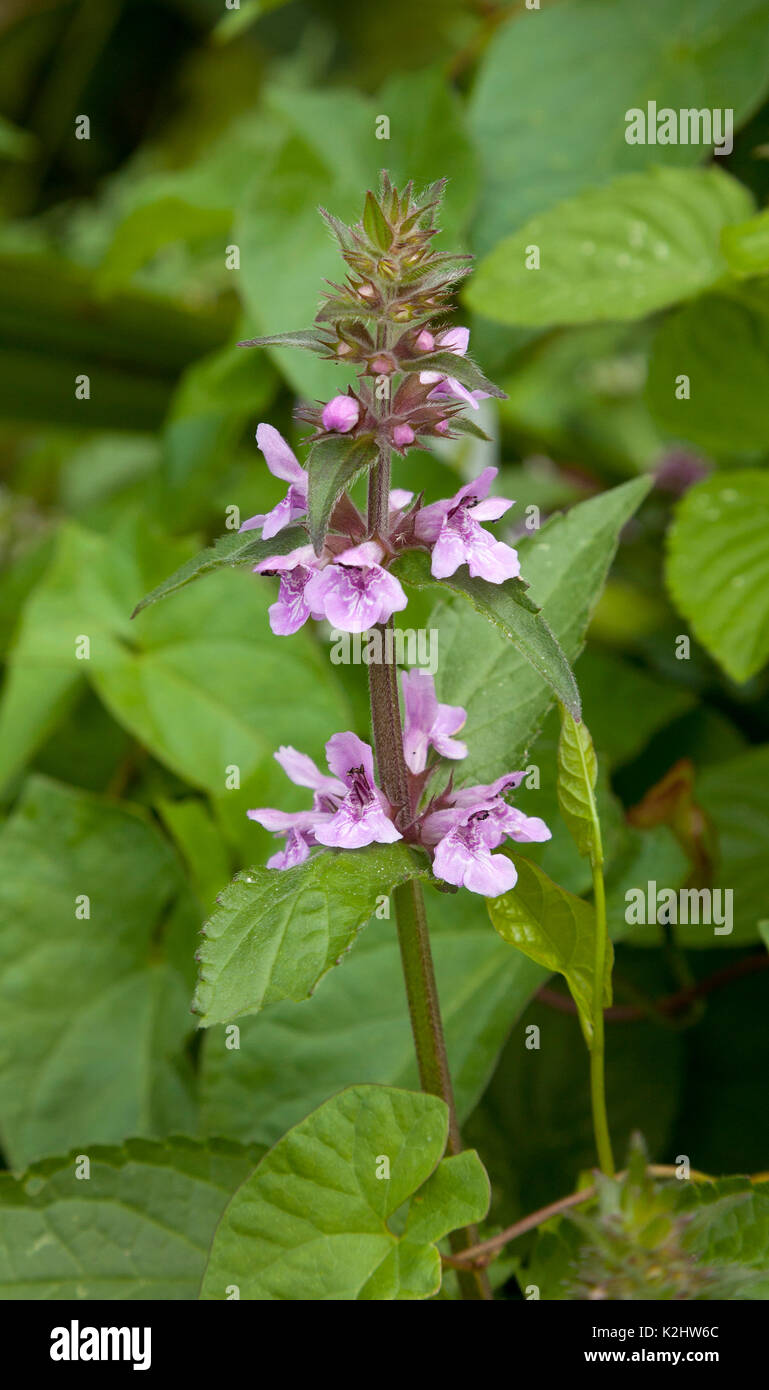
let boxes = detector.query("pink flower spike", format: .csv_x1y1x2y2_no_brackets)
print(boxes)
414,467,520,584
239,424,308,539
322,395,360,433
305,541,408,634
314,732,401,849
401,668,467,774
255,545,323,635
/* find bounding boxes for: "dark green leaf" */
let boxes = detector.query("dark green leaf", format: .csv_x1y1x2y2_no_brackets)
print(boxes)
132,525,306,617
307,433,377,552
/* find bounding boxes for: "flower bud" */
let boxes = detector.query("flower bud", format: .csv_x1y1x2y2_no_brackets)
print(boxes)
393,424,415,447
370,355,393,375
322,395,360,433
415,330,435,352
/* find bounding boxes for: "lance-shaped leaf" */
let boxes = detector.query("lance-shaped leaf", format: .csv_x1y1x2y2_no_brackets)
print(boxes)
200,1086,489,1301
307,432,377,553
131,525,305,617
194,844,429,1027
0,1138,264,1299
237,328,328,352
487,855,612,1043
400,349,505,399
557,706,600,862
392,548,580,720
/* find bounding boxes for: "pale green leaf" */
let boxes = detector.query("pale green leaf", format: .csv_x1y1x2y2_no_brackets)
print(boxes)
666,471,769,682
557,708,599,861
200,1086,489,1300
194,844,429,1027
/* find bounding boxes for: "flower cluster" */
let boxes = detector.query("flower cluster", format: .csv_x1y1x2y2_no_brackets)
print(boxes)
241,421,520,634
249,671,550,895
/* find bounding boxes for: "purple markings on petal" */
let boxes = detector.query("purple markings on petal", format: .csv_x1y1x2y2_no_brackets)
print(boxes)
415,466,520,584
432,809,517,896
239,424,308,539
255,545,321,635
305,541,407,633
314,731,401,849
322,395,360,433
401,668,467,774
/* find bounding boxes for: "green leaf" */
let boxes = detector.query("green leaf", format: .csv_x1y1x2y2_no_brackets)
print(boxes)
392,548,581,721
131,525,305,617
307,433,377,552
0,520,347,796
697,745,769,947
199,885,548,1146
401,350,505,400
557,708,599,861
677,1179,769,1298
646,293,769,451
666,471,769,683
0,1138,263,1300
0,777,199,1168
721,208,769,277
466,168,753,327
200,1086,489,1300
363,190,393,250
469,0,769,254
427,475,652,785
487,856,612,1044
94,198,231,296
237,329,327,351
194,844,428,1027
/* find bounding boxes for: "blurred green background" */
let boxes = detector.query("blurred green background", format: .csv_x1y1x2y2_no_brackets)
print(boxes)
1,0,769,1280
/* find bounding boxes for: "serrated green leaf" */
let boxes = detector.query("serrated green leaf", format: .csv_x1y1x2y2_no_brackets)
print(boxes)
557,707,599,861
0,778,199,1168
194,844,428,1027
199,885,547,1147
392,548,580,720
487,856,612,1044
469,0,769,255
427,476,652,785
200,1085,489,1300
0,1138,263,1300
307,433,377,552
401,349,505,399
467,168,753,327
131,525,306,616
666,471,769,683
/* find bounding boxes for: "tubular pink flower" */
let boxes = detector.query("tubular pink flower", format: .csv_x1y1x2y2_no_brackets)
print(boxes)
305,541,407,633
254,545,324,636
401,669,467,774
239,424,308,539
312,733,401,849
322,395,360,433
414,466,520,584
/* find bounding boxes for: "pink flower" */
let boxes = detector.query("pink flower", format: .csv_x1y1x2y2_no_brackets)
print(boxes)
393,423,415,448
414,466,520,584
313,733,401,849
424,773,550,896
239,424,308,540
306,541,407,633
419,326,488,411
254,545,324,635
247,744,346,868
322,395,360,433
401,669,467,774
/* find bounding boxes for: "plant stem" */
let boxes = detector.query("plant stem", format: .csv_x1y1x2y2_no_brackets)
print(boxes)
367,443,490,1300
590,851,615,1178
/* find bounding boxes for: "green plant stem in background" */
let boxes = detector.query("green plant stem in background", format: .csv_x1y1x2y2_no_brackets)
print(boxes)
367,445,490,1300
589,849,615,1179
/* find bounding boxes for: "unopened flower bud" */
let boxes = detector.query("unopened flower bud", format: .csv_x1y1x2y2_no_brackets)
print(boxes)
415,330,435,352
322,395,360,433
393,424,415,447
358,283,376,299
336,341,353,357
371,355,393,374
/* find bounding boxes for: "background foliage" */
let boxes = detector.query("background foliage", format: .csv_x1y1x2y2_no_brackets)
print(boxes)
1,0,768,1299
